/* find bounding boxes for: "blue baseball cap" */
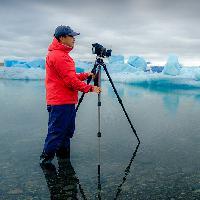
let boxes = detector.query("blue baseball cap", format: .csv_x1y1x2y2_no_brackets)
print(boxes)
54,25,80,38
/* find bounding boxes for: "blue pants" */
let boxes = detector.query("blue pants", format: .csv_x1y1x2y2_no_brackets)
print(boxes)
43,104,76,157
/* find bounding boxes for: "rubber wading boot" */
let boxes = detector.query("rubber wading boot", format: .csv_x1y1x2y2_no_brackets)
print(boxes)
40,152,54,166
56,147,70,163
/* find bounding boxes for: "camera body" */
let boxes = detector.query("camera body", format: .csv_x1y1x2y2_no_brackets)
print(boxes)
92,43,112,58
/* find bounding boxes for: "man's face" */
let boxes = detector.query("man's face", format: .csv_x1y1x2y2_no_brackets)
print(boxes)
60,35,75,48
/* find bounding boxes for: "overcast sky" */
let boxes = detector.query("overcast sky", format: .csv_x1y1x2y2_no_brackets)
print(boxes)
0,0,200,65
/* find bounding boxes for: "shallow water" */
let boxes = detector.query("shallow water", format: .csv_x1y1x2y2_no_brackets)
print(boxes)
0,80,200,200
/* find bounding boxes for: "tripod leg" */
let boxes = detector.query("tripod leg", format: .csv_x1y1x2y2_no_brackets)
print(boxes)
102,64,140,143
97,65,102,199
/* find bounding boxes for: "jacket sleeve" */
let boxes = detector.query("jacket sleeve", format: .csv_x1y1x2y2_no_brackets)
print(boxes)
76,72,89,81
54,55,93,93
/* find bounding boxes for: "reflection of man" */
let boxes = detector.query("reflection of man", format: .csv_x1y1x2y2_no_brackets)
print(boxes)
41,160,79,199
40,25,101,164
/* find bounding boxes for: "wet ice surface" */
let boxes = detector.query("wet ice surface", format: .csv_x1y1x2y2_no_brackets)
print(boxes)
0,80,200,200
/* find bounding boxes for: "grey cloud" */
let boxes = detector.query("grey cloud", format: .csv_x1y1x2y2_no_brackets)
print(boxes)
0,0,200,65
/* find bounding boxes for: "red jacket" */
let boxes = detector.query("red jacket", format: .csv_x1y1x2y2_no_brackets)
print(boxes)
45,38,93,105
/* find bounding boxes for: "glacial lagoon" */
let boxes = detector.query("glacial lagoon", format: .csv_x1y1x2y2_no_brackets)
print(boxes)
0,80,200,199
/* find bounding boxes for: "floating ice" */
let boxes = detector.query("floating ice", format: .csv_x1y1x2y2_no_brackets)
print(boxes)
163,55,182,76
10,63,30,69
1,58,200,90
108,55,124,64
0,67,45,80
75,60,93,71
0,59,88,80
76,67,84,73
4,59,45,69
127,56,147,71
101,67,200,89
4,59,26,67
107,63,138,73
151,66,164,73
26,59,45,69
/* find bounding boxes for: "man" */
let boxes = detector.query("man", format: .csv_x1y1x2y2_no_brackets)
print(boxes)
40,25,101,165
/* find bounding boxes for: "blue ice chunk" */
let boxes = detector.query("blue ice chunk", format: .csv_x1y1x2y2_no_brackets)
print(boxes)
108,55,124,64
12,63,30,68
76,67,84,73
4,60,18,67
75,60,93,71
107,63,138,73
26,59,45,69
163,54,182,76
0,67,45,80
151,66,164,73
4,59,26,67
127,56,147,71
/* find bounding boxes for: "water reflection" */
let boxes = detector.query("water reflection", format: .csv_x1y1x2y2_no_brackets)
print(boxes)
195,94,200,102
1,80,200,199
105,81,200,115
163,95,179,113
114,142,140,199
40,159,87,200
107,84,125,98
41,142,141,200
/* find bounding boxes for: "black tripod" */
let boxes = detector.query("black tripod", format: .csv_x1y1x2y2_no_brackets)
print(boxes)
76,56,140,199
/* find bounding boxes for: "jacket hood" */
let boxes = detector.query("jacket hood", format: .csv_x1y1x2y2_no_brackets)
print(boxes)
48,37,73,53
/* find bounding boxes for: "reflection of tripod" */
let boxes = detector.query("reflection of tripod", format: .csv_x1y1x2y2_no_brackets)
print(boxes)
76,57,140,199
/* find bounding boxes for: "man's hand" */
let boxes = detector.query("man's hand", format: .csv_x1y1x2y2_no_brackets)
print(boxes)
88,72,96,79
93,86,102,94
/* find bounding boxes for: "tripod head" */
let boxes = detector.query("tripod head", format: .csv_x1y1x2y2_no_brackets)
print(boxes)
92,43,112,58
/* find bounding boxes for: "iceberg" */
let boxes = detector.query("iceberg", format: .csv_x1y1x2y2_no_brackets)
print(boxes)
151,66,164,73
108,55,124,64
76,67,84,73
4,59,45,69
9,63,30,69
0,59,88,80
26,59,45,69
1,57,200,90
163,54,182,76
75,60,93,71
101,67,200,89
4,59,26,67
107,63,138,74
0,67,45,80
127,56,147,71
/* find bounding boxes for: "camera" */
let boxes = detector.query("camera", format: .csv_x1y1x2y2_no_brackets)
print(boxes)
92,43,112,58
